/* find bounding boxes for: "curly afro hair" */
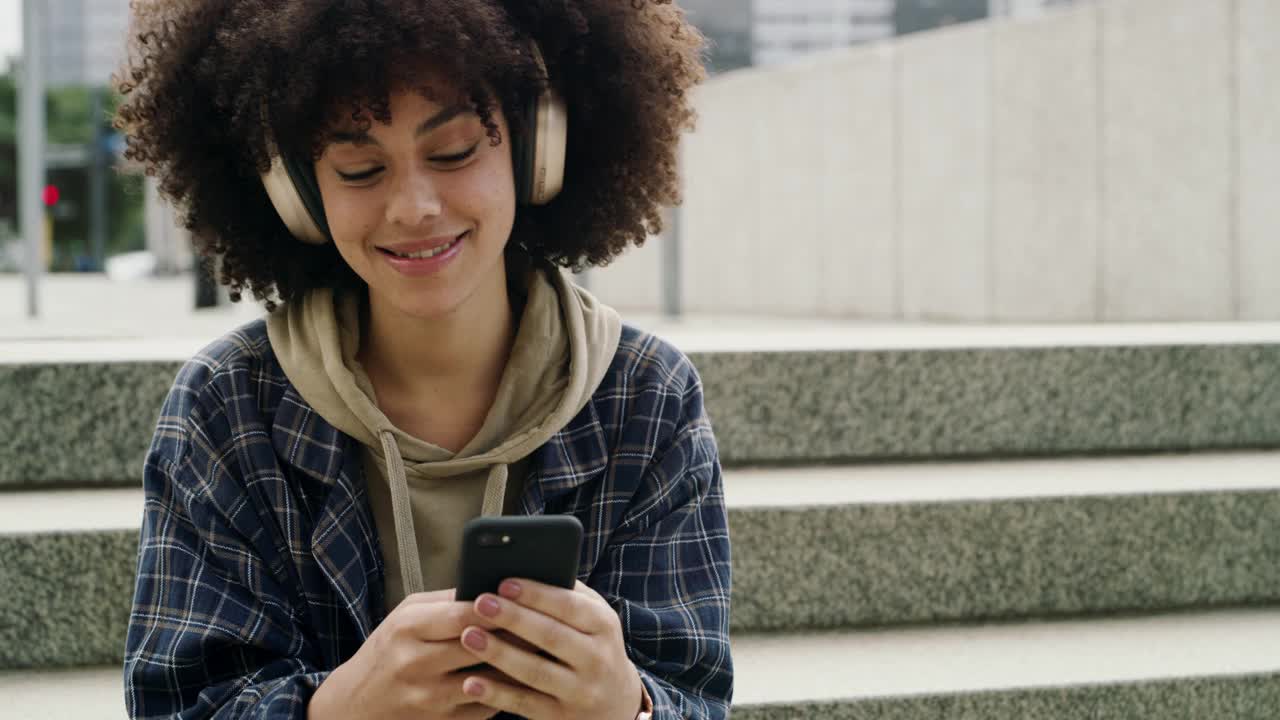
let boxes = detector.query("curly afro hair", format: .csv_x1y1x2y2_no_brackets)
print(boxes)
114,0,707,309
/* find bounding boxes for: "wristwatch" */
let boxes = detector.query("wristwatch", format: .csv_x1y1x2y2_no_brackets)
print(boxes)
635,680,653,720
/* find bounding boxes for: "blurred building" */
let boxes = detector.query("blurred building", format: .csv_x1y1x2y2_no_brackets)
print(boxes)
893,0,988,35
679,0,754,74
992,0,1079,18
41,0,131,88
754,0,895,67
21,1,1083,82
752,0,1079,67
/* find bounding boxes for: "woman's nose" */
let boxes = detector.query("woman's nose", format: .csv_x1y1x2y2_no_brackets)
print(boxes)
385,167,443,228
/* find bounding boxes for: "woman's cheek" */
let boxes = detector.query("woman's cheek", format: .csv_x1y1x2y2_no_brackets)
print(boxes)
468,157,517,218
330,192,383,247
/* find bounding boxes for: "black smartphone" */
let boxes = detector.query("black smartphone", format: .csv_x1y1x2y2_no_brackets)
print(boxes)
455,515,583,601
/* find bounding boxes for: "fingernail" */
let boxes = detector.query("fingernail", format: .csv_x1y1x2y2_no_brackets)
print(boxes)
464,677,485,697
499,580,522,599
477,596,501,618
463,629,488,651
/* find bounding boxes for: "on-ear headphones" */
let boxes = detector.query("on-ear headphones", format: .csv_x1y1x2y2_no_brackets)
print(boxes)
260,41,567,245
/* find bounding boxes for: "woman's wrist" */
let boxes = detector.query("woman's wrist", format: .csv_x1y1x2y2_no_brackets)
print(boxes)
307,663,351,720
635,678,654,719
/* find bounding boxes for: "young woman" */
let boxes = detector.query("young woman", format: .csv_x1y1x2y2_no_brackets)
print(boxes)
115,2,731,718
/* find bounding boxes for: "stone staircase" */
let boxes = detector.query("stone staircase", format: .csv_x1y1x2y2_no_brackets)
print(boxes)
3,325,1280,718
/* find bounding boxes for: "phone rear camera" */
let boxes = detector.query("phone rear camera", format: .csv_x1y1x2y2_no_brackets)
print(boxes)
478,532,514,547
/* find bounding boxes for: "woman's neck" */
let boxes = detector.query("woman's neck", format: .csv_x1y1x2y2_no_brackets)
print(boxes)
358,266,518,404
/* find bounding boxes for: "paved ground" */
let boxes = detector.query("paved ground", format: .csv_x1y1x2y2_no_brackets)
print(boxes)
0,272,884,344
7,273,1280,360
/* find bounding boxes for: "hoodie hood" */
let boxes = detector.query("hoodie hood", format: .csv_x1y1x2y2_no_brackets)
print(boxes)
267,266,622,601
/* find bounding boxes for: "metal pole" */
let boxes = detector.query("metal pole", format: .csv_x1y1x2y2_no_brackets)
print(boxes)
660,134,685,318
19,0,46,317
89,86,108,272
661,198,683,319
194,257,220,308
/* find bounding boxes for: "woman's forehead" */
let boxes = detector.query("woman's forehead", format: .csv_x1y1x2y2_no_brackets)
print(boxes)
325,100,478,147
324,81,477,131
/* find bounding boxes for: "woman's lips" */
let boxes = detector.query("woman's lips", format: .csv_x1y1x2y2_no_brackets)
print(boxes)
377,230,469,258
378,230,468,276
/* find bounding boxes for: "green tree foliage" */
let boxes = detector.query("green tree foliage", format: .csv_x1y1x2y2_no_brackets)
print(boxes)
0,71,145,269
46,84,97,144
0,73,15,222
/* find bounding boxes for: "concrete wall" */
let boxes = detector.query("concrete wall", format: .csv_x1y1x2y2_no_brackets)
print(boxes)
816,47,898,318
596,0,1279,322
1238,0,1280,320
1100,0,1234,321
898,23,990,321
991,3,1098,322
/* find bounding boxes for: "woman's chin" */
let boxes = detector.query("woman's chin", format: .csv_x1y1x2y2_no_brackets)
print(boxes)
385,292,465,323
362,247,508,325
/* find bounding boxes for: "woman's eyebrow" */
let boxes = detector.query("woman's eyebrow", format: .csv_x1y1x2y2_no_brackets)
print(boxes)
327,103,473,146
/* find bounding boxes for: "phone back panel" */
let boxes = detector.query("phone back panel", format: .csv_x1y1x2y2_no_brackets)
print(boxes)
455,515,583,601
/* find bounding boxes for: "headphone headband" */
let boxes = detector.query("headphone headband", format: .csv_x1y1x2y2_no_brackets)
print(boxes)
260,41,568,245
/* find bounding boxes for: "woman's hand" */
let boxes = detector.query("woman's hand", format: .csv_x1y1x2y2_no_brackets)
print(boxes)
308,589,504,720
457,579,646,720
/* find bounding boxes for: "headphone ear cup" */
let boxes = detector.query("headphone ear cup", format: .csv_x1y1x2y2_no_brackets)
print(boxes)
525,86,567,206
261,155,329,244
519,42,567,206
512,95,535,205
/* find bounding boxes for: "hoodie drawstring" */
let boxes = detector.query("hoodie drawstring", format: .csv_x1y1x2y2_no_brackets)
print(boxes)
379,430,425,597
379,430,511,599
481,464,509,518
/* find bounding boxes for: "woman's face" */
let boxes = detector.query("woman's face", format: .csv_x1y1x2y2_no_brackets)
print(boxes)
315,84,517,322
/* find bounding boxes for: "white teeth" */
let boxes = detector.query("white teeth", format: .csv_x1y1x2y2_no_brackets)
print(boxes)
389,234,463,259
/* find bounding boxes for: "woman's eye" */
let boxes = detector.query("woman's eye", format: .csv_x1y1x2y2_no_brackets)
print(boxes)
336,167,382,182
334,144,477,182
432,144,479,165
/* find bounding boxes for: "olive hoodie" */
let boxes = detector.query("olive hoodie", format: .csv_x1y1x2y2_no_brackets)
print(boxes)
266,266,621,609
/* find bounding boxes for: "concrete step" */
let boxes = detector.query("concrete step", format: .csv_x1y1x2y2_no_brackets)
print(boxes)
7,325,1280,487
4,608,1278,719
4,452,1280,670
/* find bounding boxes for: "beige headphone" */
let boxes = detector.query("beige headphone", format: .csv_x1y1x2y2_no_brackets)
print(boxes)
261,42,568,245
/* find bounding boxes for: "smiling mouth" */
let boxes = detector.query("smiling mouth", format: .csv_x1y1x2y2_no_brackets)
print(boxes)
378,231,469,259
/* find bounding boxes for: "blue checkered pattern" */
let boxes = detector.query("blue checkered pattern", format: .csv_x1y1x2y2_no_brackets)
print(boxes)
124,319,733,719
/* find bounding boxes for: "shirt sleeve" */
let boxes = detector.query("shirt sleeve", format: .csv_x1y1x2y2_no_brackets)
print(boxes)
124,441,327,718
597,367,734,719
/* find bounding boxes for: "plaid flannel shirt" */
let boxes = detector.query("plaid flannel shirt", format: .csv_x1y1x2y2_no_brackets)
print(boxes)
124,319,732,719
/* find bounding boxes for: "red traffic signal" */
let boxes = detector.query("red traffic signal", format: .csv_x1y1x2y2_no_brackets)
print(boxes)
42,184,60,208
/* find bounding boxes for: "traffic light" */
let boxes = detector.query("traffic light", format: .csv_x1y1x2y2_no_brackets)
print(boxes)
42,183,60,208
